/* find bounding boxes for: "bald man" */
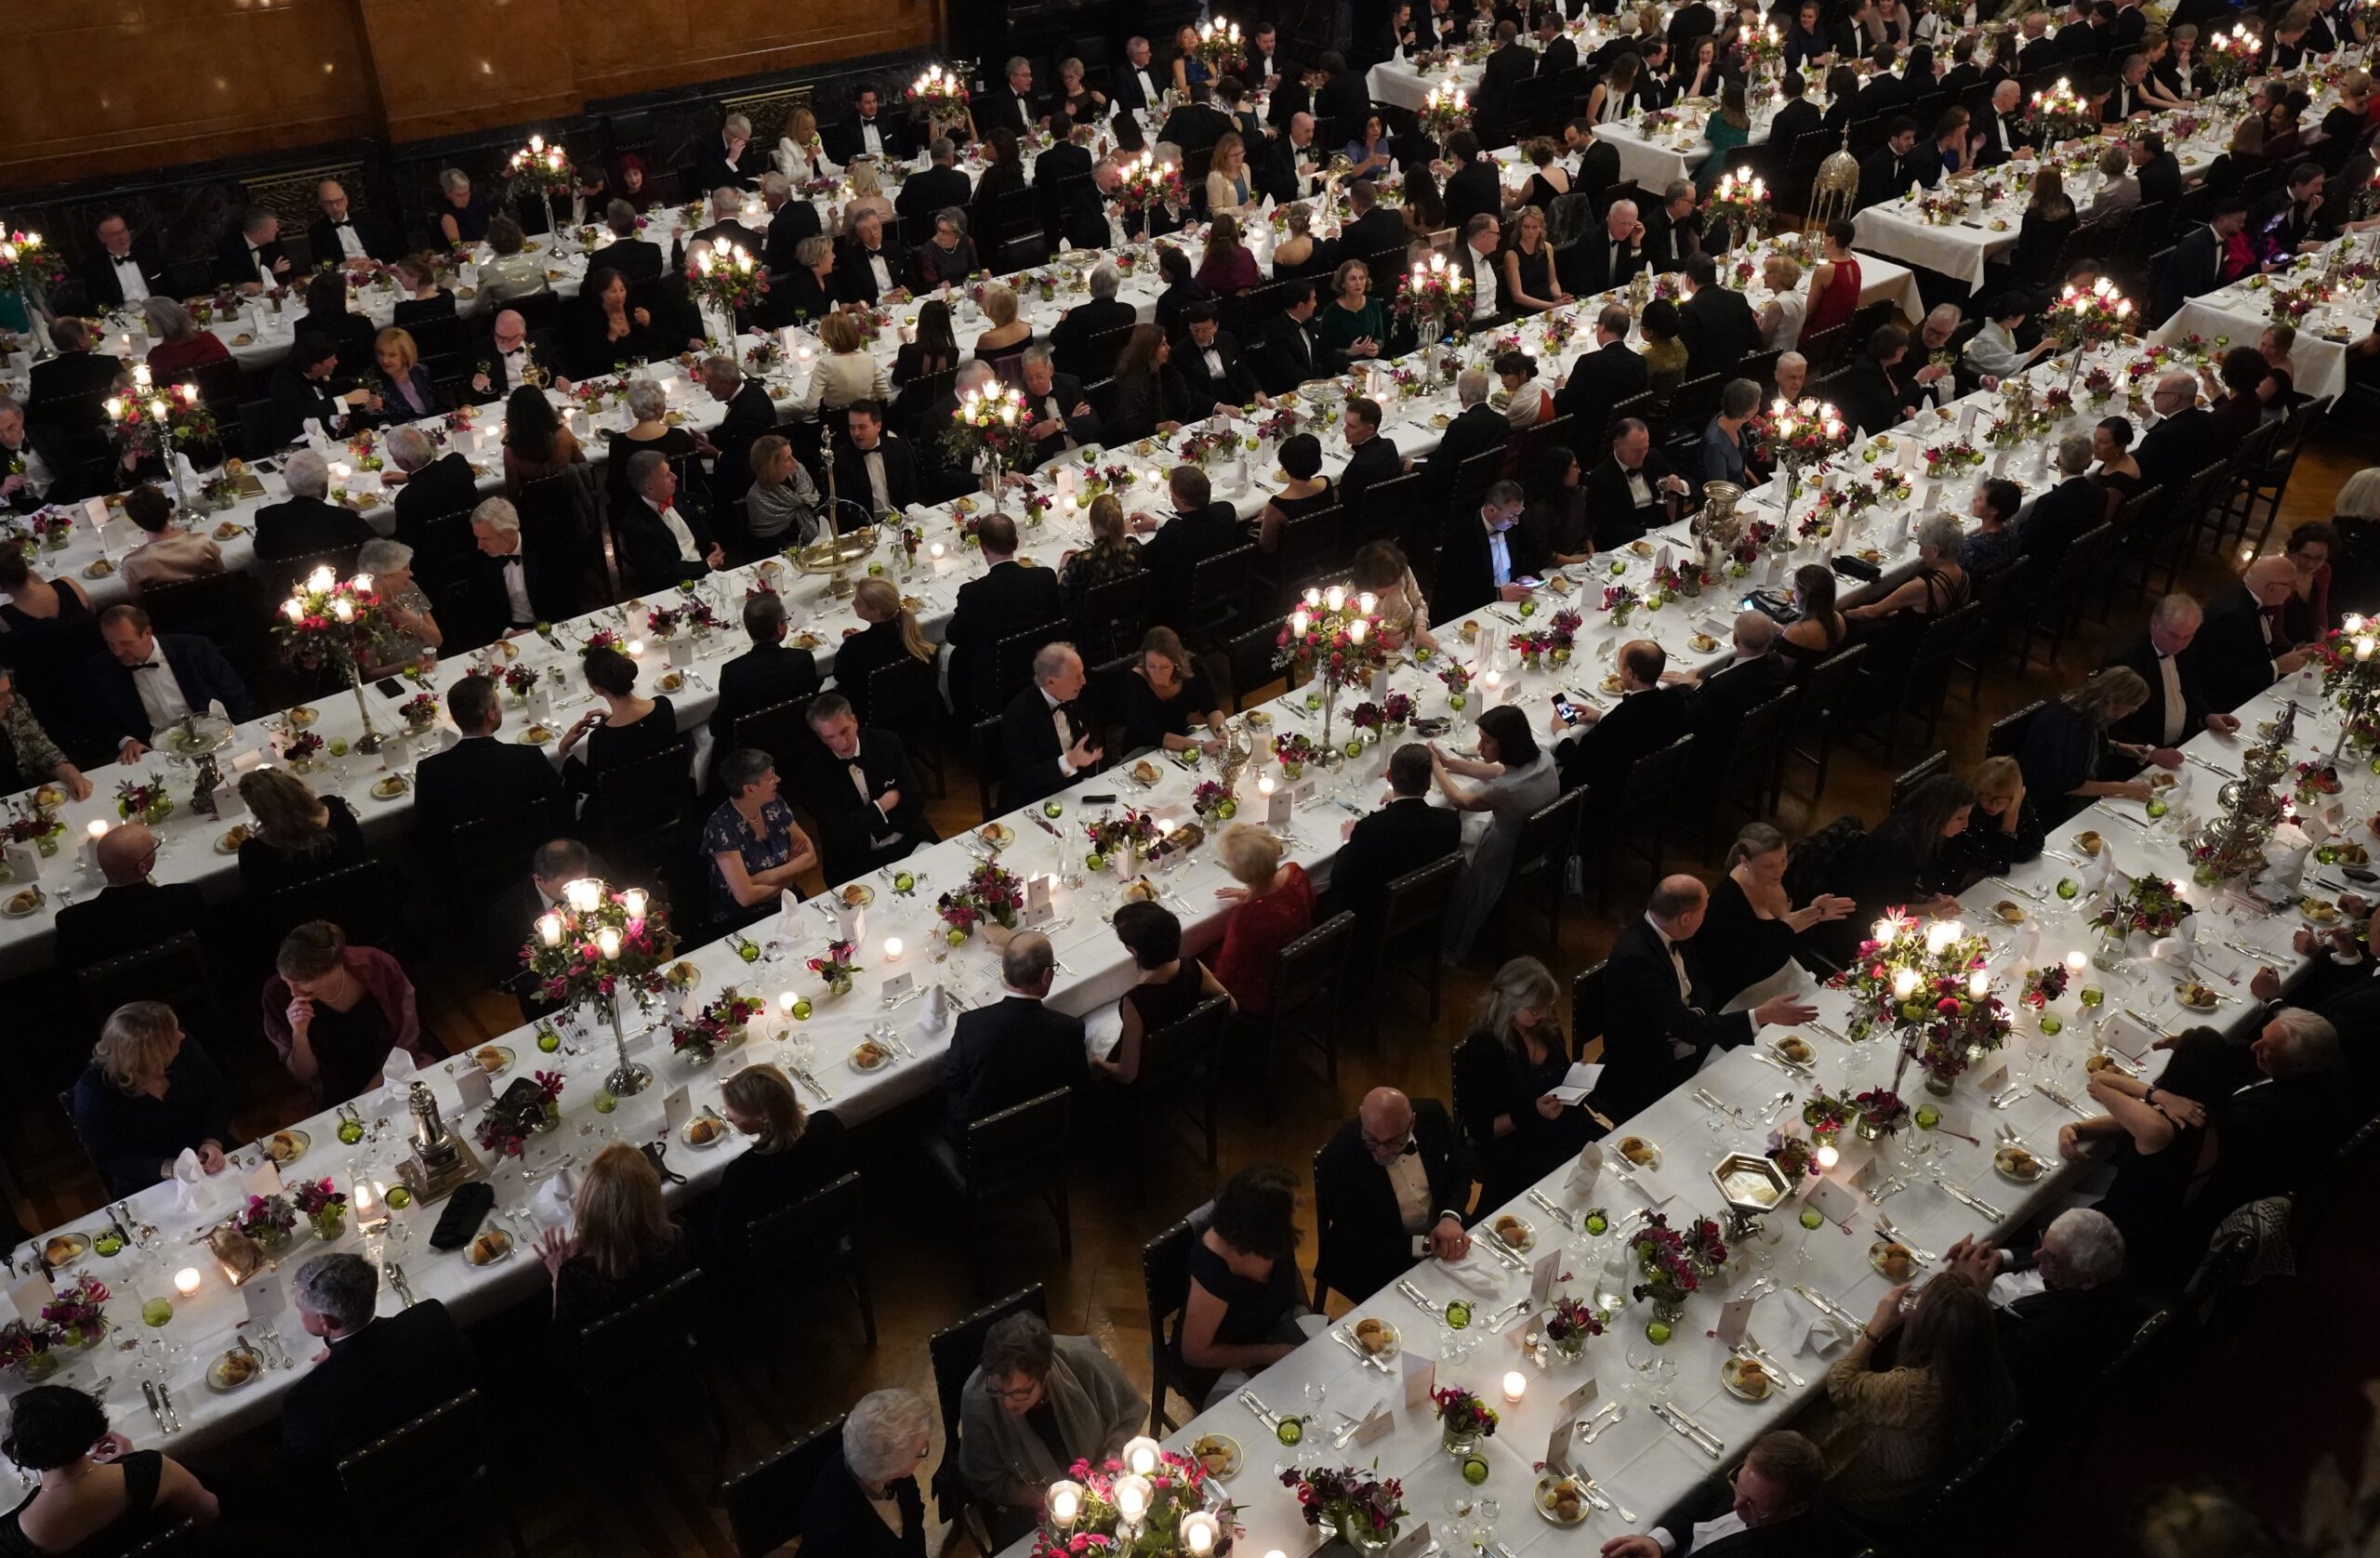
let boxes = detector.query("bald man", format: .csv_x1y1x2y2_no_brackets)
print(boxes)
307,179,401,269
1314,1088,1475,1302
2189,556,2316,714
935,931,1087,1141
51,824,208,973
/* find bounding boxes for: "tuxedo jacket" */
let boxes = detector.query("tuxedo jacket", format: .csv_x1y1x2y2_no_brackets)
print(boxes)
897,165,976,219
1140,503,1243,630
1586,450,1681,548
1767,100,1824,161
1639,205,1708,272
833,237,912,305
412,733,565,841
618,501,718,592
1539,34,1580,74
949,560,1064,716
390,454,483,552
1158,104,1236,160
0,423,78,513
999,683,1092,808
1328,797,1463,930
1049,297,1138,380
1172,332,1263,411
84,238,171,310
1336,434,1405,524
307,210,403,267
1016,371,1102,466
1563,230,1649,297
1659,1506,1842,1557
281,1301,476,1485
981,84,1043,138
599,236,668,284
1677,285,1762,378
824,115,912,166
1257,310,1340,393
1594,914,1754,1123
707,380,778,513
52,881,207,973
1313,1100,1474,1301
464,540,585,646
2017,475,2102,574
2106,630,2208,750
1034,142,1094,191
761,205,822,276
1689,654,1787,747
254,495,373,562
937,994,1088,1134
712,641,822,738
831,433,923,521
1555,685,1687,804
1445,159,1503,231
1555,340,1648,436
85,633,256,751
793,729,938,887
25,351,126,431
675,220,765,273
1435,514,1547,622
265,362,356,447
2187,583,2285,715
690,137,765,192
215,230,291,288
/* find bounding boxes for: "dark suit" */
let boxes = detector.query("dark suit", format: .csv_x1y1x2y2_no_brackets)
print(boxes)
824,116,911,166
265,361,356,447
2105,632,2205,751
2135,403,2215,495
1316,69,1370,123
948,561,1064,717
1140,503,1243,631
0,424,78,514
896,164,977,220
1048,297,1138,381
1857,144,1928,210
1257,310,1338,393
1313,1100,1474,1302
25,351,126,433
1554,340,1648,439
1646,1504,1842,1557
1564,230,1650,298
690,136,765,192
1337,207,1413,271
1996,1281,2142,1416
999,683,1093,807
1594,914,1755,1123
52,881,207,973
1586,451,1681,548
281,1301,476,1485
1015,373,1101,466
2016,470,2098,564
754,205,820,280
2137,151,2184,207
254,495,372,563
706,379,778,522
468,540,584,643
216,230,291,288
712,641,822,739
938,993,1087,1134
1169,331,1260,415
86,634,255,753
1678,285,1761,378
2188,583,2289,715
834,238,911,306
1336,434,1405,523
390,454,483,553
982,84,1043,137
618,499,718,591
599,235,668,284
1767,100,1824,165
1556,684,1687,808
1446,159,1503,231
84,240,171,310
831,434,924,521
1972,109,2032,169
793,731,938,886
1639,205,1708,272
1474,42,1538,139
676,220,765,274
2160,226,2228,320
1421,403,1509,507
1688,653,1786,749
1437,512,1545,622
307,211,403,267
1033,142,1094,191
800,1450,926,1558
1327,796,1463,931
1538,34,1580,75
412,733,564,842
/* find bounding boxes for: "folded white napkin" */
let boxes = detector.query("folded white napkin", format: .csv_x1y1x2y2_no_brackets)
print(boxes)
172,1149,207,1213
2258,823,2313,897
529,1165,579,1232
778,887,802,943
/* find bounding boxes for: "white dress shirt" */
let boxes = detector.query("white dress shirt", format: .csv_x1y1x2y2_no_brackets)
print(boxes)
647,500,701,562
107,251,152,304
498,346,531,391
7,440,54,500
327,220,366,262
863,247,893,295
1487,522,1514,588
858,118,886,158
1386,1148,1434,1234
1471,248,1500,320
1649,1511,1748,1553
1043,686,1082,773
1625,465,1655,509
130,654,194,735
1647,913,1698,1059
246,241,270,280
2156,652,2186,746
498,551,535,627
856,443,892,513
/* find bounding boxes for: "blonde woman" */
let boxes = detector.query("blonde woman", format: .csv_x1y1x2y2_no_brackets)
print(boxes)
774,106,840,182
972,284,1033,363
840,162,894,236
235,766,368,903
1206,133,1255,217
746,432,823,546
1270,205,1326,279
2016,666,2162,822
536,1142,694,1337
798,310,892,414
1500,205,1567,313
1059,493,1144,610
1941,753,2045,885
372,326,442,419
1757,252,1808,350
1700,823,1857,1010
70,1000,231,1197
831,576,935,724
712,1063,847,1254
1209,823,1316,1015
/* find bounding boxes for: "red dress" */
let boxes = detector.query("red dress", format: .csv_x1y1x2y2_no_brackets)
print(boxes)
1212,864,1315,1015
147,333,231,377
1805,255,1862,337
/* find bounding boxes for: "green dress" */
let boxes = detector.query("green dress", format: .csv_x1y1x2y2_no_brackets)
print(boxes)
1317,297,1389,356
1695,113,1752,194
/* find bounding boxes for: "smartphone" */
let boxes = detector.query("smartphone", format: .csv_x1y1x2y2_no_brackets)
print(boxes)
374,677,405,698
1079,792,1117,807
1553,695,1581,726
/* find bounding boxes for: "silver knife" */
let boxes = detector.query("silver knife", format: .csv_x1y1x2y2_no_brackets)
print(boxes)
139,1380,166,1434
1474,1230,1529,1272
2033,1083,2090,1116
1527,1190,1575,1229
1747,1050,1809,1079
157,1384,181,1433
1650,1401,1722,1459
1938,1181,2007,1221
1739,1334,1805,1388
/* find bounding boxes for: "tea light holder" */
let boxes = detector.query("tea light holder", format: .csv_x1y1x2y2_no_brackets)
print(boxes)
884,936,906,962
173,1267,202,1298
1501,1369,1527,1403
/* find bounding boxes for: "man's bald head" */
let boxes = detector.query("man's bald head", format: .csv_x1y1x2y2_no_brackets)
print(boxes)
1358,1088,1417,1163
96,823,156,885
2244,555,2298,604
1733,610,1778,655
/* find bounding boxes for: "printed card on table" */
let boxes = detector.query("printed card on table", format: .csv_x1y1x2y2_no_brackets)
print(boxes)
1546,1419,1583,1474
455,1063,495,1113
2104,1010,2162,1061
663,1086,692,1131
243,1159,284,1199
243,1277,287,1326
3,843,40,884
1932,1103,1977,1142
1715,1294,1754,1346
1974,1062,2010,1096
7,1274,54,1325
1402,1352,1435,1407
1382,1522,1435,1558
1805,1175,1862,1227
880,971,915,1005
1266,787,1295,829
1353,1399,1395,1446
1529,1249,1561,1305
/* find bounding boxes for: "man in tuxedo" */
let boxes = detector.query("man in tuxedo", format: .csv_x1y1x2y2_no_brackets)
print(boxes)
675,188,765,271
1337,181,1412,269
2018,434,2103,574
2190,557,2314,713
2132,130,2183,206
1173,307,1265,414
1110,37,1166,121
266,334,377,447
2160,198,2250,321
691,112,764,192
1973,81,2033,170
795,692,938,886
1554,306,1648,437
1263,113,1327,206
1595,876,1818,1123
2134,371,2216,495
1443,133,1503,231
999,641,1103,807
412,671,564,842
1677,613,1788,750
468,495,584,643
1422,370,1510,508
468,310,553,405
898,139,976,221
24,320,126,436
1535,9,1580,75
1473,21,1537,145
2107,592,2240,758
1456,213,1509,328
1641,182,1718,269
936,931,1087,1137
51,825,206,974
2263,161,2340,256
1947,1209,2140,1418
1258,280,1340,393
84,213,169,310
1586,418,1688,548
1016,346,1102,465
1554,638,1689,807
1157,91,1236,162
1314,1087,1475,1303
1437,481,1543,622
1600,1431,1836,1558
1563,119,1623,206
485,838,595,1016
1563,200,1650,297
1129,465,1246,628
619,451,723,592
282,1254,474,1488
1856,117,1927,210
2202,1009,2358,1214
1854,46,1913,118
1314,50,1371,123
386,427,482,553
948,513,1064,718
596,201,668,282
834,209,908,307
832,401,923,522
88,603,255,763
1034,124,1095,192
307,179,400,271
711,590,821,740
826,86,909,165
1336,397,1408,520
216,206,292,291
255,450,374,562
1676,253,1760,378
0,396,77,513
698,355,776,538
2017,10,2064,73
758,175,823,276
1324,745,1463,930
1049,263,1138,380
985,57,1044,137
1766,73,1822,165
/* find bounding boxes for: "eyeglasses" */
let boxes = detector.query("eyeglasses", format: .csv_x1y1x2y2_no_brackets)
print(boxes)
1360,1130,1418,1155
985,1382,1040,1403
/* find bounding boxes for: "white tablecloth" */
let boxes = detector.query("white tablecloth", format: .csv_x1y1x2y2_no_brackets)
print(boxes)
2150,245,2377,405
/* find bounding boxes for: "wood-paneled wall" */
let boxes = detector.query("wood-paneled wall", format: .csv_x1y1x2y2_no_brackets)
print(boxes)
0,0,941,191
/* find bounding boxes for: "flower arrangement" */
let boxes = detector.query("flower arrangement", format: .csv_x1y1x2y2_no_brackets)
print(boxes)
40,1276,109,1348
397,692,439,730
114,778,173,825
2047,276,2134,353
1602,582,1643,624
1828,910,2010,1087
1192,779,1238,820
1853,1087,1911,1136
290,1176,349,1237
521,879,677,1015
906,64,971,117
2312,620,2380,748
0,1319,59,1375
2020,962,2070,1009
236,1194,297,1248
645,600,722,640
1084,809,1161,865
1418,84,1471,144
281,730,324,768
274,564,388,674
1800,1089,1851,1140
1739,20,1784,70
579,627,623,657
1349,691,1417,736
1765,395,1849,464
1273,731,1322,776
1543,1295,1606,1356
1432,1386,1500,1441
1923,439,1983,474
1030,1448,1224,1557
2089,875,2189,941
670,988,765,1063
474,1071,566,1156
1640,110,1678,134
937,858,1023,943
507,134,575,193
1393,252,1474,337
807,940,862,997
1648,561,1707,602
2021,79,2097,144
2202,24,2261,91
2268,283,2324,325
105,378,216,464
503,662,541,699
1279,1464,1407,1549
1115,153,1187,215
1916,189,1968,226
1632,1211,1727,1313
2294,759,2343,807
0,232,67,299
1178,425,1241,467
940,381,1038,475
1193,17,1245,72
684,238,768,316
1275,584,1388,704
1767,1133,1819,1178
1437,660,1473,708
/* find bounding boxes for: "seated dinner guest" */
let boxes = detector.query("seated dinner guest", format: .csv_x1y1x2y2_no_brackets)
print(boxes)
1111,626,1226,757
1324,743,1461,933
958,1313,1148,1548
254,449,375,561
260,920,443,1107
0,1385,217,1557
71,1002,232,1199
936,932,1088,1138
0,667,90,805
233,765,370,902
50,825,200,975
88,602,255,762
1599,1431,1832,1558
1314,1086,1474,1304
999,642,1103,810
708,1064,846,1258
1210,822,1316,1017
704,747,820,928
1176,1166,1311,1405
1094,902,1232,1086
1697,823,1855,1013
794,693,937,887
619,450,723,590
1435,705,1560,961
709,590,820,739
281,1253,474,1487
800,1388,933,1557
1453,957,1593,1208
1810,1271,2016,1524
1946,1208,2138,1416
535,1142,697,1342
412,670,565,839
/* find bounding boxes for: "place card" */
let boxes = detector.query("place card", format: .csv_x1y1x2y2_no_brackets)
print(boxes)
1557,1377,1597,1418
243,1159,284,1199
1547,1061,1603,1106
1931,1102,1978,1142
1805,1175,1862,1227
82,497,110,528
2104,1010,2162,1060
622,1031,656,1067
1715,1294,1754,1345
1382,1521,1435,1558
3,843,41,884
667,639,694,668
1975,1062,2010,1096
1266,786,1294,829
243,1278,287,1326
1289,779,1317,807
1402,1352,1435,1407
880,970,915,1005
455,1064,495,1113
1025,874,1052,915
663,1086,692,1131
1529,1248,1561,1304
7,1274,54,1324
1353,1399,1395,1446
835,902,866,944
1545,1419,1583,1474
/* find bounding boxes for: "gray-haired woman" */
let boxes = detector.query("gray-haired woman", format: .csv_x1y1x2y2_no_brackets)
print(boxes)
959,1314,1147,1546
355,536,442,675
140,297,231,378
801,1387,933,1556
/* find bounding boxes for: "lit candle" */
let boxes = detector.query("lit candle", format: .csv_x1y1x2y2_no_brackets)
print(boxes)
2065,950,2089,976
884,936,905,962
1872,917,1898,945
565,878,602,913
86,819,108,843
1502,1369,1528,1403
1111,1474,1151,1526
353,1180,377,1217
596,928,622,960
1356,591,1378,614
929,541,945,561
1968,970,1990,998
2347,614,2368,633
620,889,648,922
536,914,563,947
1924,920,1957,956
1348,618,1368,645
1892,968,1921,999
1816,1142,1840,1171
1302,588,1322,608
1120,1436,1162,1475
1048,1481,1083,1527
1289,608,1310,638
627,640,644,657
1180,1512,1223,1554
331,598,354,623
2360,637,2376,663
1325,584,1346,613
1257,774,1276,797
173,1267,201,1298
350,574,374,597
778,992,798,1018
308,565,337,592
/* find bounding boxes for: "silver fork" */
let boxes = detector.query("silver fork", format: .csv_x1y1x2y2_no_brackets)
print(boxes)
1738,1333,1805,1388
1873,1216,1937,1265
1576,1471,1637,1524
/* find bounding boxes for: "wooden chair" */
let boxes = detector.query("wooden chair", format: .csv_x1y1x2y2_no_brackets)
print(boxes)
1706,687,1798,851
586,742,696,851
719,695,821,781
1889,749,1950,810
1507,785,1588,945
1140,1216,1201,1433
722,1415,845,1558
1072,570,1153,664
1595,732,1694,909
1183,543,1258,650
868,655,946,797
1257,503,1344,605
1363,853,1466,1042
927,1286,1050,1550
1221,614,1290,711
266,859,406,953
743,1170,876,1353
990,620,1069,712
1121,996,1232,1165
1778,642,1868,803
927,1087,1075,1294
1253,910,1359,1083
1985,699,2047,760
576,1269,729,1494
335,1388,527,1558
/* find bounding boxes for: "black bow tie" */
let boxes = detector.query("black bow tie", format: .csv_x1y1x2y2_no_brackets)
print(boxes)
113,254,139,266
332,218,353,229
132,661,160,671
860,117,876,127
